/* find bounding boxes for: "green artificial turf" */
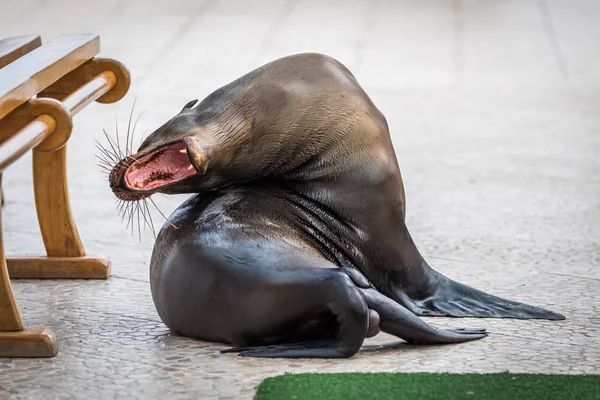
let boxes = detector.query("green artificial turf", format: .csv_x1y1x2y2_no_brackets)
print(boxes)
254,372,600,400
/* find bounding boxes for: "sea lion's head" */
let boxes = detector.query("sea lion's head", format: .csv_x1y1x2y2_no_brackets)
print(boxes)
107,53,380,203
108,99,224,202
107,81,291,203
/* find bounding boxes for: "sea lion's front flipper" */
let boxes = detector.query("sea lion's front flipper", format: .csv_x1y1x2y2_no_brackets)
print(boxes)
406,275,566,320
221,341,357,358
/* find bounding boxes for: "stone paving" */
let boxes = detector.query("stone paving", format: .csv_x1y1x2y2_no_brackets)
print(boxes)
1,0,599,399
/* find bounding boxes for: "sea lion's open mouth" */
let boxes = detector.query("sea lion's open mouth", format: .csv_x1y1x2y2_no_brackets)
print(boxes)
125,142,197,191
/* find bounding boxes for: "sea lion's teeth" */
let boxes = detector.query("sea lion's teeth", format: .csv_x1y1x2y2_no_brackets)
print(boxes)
136,183,143,188
188,164,194,170
180,149,187,153
130,165,137,171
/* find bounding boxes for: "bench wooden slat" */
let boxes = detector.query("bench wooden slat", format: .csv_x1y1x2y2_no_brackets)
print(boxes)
0,34,100,121
0,35,42,69
0,70,117,172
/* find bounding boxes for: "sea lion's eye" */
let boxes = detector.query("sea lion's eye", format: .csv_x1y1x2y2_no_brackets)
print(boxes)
183,99,199,110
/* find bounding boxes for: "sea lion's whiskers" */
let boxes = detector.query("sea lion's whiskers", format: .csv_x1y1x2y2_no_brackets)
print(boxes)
130,110,145,155
94,149,112,165
142,199,157,239
95,151,115,171
96,163,113,174
96,164,111,175
114,116,124,158
149,197,178,229
117,201,125,220
95,140,119,163
99,104,160,239
102,129,122,161
123,201,130,227
136,201,142,241
95,143,119,171
140,203,150,237
125,200,136,231
138,129,149,149
125,97,137,156
95,153,115,170
129,206,134,237
116,199,128,223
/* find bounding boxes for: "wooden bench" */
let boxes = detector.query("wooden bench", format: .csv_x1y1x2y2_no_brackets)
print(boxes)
0,34,130,357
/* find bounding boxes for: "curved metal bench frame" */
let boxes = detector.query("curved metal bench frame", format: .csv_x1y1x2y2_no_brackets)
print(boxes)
0,34,130,357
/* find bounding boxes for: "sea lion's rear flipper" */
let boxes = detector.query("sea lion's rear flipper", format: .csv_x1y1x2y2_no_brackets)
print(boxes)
391,260,565,320
360,287,488,344
387,221,565,321
413,275,565,320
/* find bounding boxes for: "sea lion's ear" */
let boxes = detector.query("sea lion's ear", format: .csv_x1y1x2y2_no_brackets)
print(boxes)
182,99,198,111
183,135,210,175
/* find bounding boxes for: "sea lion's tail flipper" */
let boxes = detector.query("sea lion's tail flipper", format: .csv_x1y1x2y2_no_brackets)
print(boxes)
409,274,566,320
389,224,565,320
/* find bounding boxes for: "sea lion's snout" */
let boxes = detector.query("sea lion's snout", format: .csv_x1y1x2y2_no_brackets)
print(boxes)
109,140,200,201
106,97,221,202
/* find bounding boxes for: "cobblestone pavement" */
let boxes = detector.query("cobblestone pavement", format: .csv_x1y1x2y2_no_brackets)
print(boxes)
1,0,599,399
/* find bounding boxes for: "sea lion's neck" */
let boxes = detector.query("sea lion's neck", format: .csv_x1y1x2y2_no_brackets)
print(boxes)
273,141,410,258
270,172,429,293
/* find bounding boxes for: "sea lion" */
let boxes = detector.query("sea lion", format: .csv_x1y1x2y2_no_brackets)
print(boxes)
108,53,564,358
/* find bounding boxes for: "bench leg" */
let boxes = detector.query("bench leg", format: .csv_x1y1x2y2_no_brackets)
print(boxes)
0,174,58,357
33,146,85,257
0,329,58,358
6,147,110,279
